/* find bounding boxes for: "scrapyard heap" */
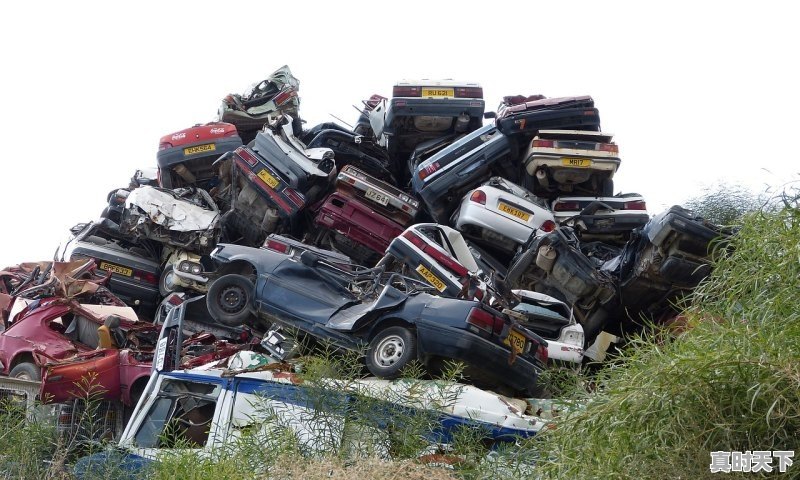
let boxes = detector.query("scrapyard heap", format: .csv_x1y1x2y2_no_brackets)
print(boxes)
0,65,732,413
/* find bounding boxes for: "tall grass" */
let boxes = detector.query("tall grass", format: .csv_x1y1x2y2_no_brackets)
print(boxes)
530,194,800,479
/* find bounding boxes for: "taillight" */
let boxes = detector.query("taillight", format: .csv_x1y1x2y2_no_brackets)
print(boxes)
466,307,503,335
158,142,173,151
392,86,421,97
273,87,297,107
454,87,483,98
540,220,556,232
283,188,305,208
418,162,441,181
532,139,555,149
236,147,259,167
598,143,619,153
166,293,184,306
265,238,290,254
553,201,581,212
134,270,159,285
402,231,469,277
469,190,487,205
623,200,647,210
535,343,549,364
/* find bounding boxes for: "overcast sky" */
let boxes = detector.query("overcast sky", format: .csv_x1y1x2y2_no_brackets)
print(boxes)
1,1,797,267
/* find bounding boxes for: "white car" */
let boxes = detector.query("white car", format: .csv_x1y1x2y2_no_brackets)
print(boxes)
452,177,556,254
551,193,649,242
522,130,621,197
379,223,487,300
511,290,584,364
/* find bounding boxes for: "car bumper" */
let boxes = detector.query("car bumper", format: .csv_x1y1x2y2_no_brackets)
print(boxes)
107,276,160,311
545,339,584,364
524,153,621,177
385,98,485,125
555,212,650,234
415,321,543,395
454,201,534,251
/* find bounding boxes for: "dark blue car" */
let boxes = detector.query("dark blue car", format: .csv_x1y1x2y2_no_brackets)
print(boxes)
204,238,548,396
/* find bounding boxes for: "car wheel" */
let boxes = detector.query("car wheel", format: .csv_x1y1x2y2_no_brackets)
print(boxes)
9,362,41,381
159,265,185,297
206,274,254,326
366,326,417,379
601,177,614,197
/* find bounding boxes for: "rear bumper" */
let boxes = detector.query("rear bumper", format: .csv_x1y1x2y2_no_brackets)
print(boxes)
385,98,485,127
557,213,650,235
416,321,543,395
454,201,534,250
525,153,621,177
314,193,404,256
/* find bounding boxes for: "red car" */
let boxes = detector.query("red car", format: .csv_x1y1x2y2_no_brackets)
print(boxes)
157,122,242,189
0,300,158,406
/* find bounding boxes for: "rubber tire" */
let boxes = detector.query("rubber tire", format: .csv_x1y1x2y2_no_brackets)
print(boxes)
601,177,614,197
206,274,255,327
9,362,41,381
365,326,417,379
159,265,185,297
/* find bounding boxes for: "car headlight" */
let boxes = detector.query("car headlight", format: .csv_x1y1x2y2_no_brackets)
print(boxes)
178,261,203,275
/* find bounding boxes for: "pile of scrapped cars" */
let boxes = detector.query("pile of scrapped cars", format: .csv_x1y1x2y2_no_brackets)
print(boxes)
0,65,732,420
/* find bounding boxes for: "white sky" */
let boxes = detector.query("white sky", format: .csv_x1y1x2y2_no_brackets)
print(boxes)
1,1,797,267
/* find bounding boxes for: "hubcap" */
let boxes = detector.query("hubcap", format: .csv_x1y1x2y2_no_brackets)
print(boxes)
163,270,177,291
219,285,247,313
373,334,405,367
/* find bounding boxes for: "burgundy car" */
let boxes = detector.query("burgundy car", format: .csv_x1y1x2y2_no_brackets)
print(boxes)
0,300,158,406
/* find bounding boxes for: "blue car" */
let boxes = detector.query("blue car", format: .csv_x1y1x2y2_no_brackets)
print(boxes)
204,237,548,396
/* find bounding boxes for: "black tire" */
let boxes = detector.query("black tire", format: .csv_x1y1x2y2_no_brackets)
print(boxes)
601,177,614,197
159,265,185,297
9,362,41,381
206,274,255,326
365,326,417,379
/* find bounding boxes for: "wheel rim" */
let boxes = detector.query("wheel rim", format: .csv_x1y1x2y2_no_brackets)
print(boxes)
373,334,405,368
162,269,178,292
218,285,248,314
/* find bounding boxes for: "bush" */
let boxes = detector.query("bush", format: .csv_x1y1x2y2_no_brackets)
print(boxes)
530,192,800,479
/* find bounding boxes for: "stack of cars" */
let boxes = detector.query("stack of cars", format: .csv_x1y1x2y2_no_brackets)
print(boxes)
0,65,732,415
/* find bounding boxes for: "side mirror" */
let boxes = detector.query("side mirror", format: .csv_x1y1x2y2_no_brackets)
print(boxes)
299,250,320,267
483,111,497,119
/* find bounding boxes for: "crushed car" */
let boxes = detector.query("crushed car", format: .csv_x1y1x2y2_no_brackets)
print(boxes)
156,122,243,189
204,240,549,396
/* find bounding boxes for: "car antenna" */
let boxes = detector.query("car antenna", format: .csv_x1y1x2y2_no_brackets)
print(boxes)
329,114,354,129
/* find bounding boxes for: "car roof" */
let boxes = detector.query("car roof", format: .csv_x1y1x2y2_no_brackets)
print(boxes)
394,79,481,88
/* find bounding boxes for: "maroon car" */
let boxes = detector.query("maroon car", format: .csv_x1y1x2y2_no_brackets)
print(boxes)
311,192,405,265
0,300,158,405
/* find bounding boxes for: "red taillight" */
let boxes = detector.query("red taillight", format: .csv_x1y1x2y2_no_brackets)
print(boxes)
598,143,619,153
535,343,548,364
532,139,555,149
454,87,483,98
273,87,297,107
236,147,259,167
166,293,184,306
418,162,441,181
553,201,581,212
469,190,486,205
393,86,421,97
402,231,469,278
265,239,290,254
135,270,159,285
540,220,556,232
158,142,173,151
283,188,305,208
466,307,502,334
623,200,647,210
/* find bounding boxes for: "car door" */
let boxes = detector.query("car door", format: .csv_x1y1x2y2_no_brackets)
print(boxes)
40,349,121,403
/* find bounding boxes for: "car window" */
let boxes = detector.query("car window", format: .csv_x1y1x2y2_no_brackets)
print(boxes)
133,379,220,449
513,302,570,322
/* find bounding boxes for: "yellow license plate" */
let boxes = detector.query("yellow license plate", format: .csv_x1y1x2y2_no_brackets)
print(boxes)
498,202,531,222
504,330,527,354
99,262,132,277
421,88,454,98
415,264,447,292
257,169,280,189
183,143,216,156
562,158,592,168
